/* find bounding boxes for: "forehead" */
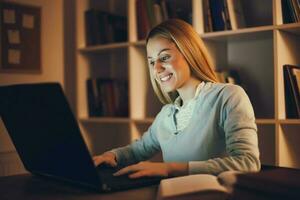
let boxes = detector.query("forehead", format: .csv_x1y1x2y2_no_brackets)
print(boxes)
146,37,177,55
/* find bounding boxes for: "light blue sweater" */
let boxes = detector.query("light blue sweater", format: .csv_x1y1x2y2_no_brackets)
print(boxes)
111,82,261,175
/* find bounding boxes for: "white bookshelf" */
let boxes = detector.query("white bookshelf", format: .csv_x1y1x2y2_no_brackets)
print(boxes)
75,0,300,168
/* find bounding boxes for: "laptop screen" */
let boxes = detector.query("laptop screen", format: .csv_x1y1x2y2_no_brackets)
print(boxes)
0,83,100,188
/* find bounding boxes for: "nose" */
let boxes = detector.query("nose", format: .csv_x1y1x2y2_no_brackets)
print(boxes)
153,60,164,73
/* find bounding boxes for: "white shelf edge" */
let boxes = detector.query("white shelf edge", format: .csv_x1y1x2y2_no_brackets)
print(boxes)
256,119,277,124
278,119,300,125
200,25,275,39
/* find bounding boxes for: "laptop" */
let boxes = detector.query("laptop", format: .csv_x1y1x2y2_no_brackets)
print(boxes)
0,82,161,192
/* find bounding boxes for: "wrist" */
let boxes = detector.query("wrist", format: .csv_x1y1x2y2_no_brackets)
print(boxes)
166,162,188,177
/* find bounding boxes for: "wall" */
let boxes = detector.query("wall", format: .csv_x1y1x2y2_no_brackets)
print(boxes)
0,0,65,176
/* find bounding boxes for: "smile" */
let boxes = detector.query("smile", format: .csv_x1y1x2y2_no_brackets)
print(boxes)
160,74,173,82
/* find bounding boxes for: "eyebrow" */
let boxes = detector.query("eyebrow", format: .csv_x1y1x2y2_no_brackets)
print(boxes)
147,48,171,59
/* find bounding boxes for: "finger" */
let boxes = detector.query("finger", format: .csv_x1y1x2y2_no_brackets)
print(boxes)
107,159,117,167
94,157,117,167
93,157,105,166
113,165,136,176
128,171,149,179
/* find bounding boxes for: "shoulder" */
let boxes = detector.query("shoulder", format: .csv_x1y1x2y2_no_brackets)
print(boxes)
204,82,244,94
196,82,252,114
199,82,246,102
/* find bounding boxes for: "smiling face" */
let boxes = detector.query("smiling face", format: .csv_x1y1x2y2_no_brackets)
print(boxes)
146,36,192,93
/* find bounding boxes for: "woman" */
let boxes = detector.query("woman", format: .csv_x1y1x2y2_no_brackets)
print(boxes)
93,19,260,178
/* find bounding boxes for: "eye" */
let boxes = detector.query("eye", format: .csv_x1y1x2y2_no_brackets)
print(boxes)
160,55,170,62
149,60,155,66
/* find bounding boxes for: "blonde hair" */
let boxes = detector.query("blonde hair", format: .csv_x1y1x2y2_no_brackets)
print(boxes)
146,19,218,104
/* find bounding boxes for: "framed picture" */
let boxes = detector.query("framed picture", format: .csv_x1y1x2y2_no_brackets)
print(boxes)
0,2,41,73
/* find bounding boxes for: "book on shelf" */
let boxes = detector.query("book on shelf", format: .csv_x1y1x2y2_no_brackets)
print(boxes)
281,0,300,24
209,0,226,31
157,171,239,200
203,0,214,32
86,78,128,117
136,0,192,39
291,0,300,21
283,64,300,118
223,0,232,30
208,0,235,32
84,9,127,45
226,0,246,30
136,0,151,40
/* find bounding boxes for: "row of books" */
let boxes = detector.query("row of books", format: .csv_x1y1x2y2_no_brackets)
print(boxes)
85,9,127,45
284,64,300,118
136,0,192,40
86,78,128,117
282,0,300,24
203,0,246,32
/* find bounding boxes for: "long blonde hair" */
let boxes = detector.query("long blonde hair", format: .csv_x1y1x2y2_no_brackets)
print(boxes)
146,19,218,104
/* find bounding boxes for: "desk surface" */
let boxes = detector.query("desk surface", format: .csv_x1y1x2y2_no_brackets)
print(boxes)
0,174,158,200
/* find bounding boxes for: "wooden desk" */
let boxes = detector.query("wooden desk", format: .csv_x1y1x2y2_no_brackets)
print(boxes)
0,174,158,200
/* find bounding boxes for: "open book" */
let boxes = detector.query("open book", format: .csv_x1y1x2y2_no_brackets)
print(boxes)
157,171,239,200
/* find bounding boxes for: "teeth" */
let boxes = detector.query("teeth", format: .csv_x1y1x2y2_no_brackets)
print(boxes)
160,74,172,82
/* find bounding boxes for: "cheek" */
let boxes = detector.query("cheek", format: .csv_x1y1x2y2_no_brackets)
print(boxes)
173,60,190,77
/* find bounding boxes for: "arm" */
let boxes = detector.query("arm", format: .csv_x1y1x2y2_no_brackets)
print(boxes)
189,85,261,175
110,106,169,166
94,123,161,167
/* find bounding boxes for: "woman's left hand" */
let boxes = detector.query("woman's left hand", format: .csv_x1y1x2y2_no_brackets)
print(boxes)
113,161,169,178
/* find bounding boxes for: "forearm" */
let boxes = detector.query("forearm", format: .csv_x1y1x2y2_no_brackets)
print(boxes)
166,162,189,177
189,153,261,175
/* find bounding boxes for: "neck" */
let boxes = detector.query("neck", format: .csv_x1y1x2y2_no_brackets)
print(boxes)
177,77,201,105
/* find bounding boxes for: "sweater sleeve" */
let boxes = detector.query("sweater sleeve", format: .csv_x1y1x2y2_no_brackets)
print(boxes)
110,106,168,166
110,125,160,166
189,85,261,175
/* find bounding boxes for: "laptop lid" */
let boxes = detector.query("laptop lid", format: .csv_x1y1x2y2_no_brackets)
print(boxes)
0,83,101,190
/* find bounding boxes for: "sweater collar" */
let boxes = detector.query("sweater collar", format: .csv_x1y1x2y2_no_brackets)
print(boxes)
174,81,205,108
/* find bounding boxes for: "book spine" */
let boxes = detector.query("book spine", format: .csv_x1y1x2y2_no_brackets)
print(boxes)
209,0,225,31
136,0,151,40
146,0,157,27
284,65,300,118
222,0,232,30
282,0,295,23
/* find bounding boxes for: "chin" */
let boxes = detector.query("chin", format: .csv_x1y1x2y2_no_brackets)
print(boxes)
158,79,177,93
160,85,176,93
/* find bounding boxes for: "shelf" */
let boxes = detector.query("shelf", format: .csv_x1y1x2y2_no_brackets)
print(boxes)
276,23,300,34
255,119,276,124
78,42,130,53
133,118,155,124
201,25,274,37
201,25,274,41
278,119,300,124
74,0,300,168
79,117,131,124
130,40,146,46
200,23,300,41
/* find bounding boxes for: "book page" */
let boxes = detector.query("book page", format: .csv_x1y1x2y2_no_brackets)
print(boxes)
157,174,229,200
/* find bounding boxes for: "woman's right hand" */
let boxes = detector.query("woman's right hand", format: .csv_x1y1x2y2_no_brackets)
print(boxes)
93,152,117,167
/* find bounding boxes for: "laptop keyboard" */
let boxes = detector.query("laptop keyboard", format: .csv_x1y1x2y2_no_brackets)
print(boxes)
96,165,162,191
